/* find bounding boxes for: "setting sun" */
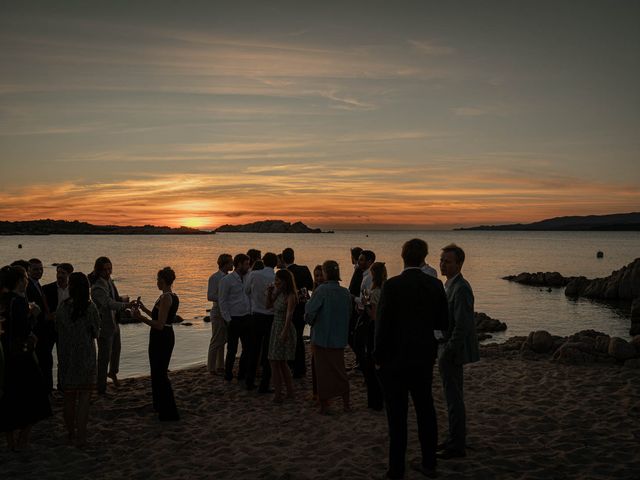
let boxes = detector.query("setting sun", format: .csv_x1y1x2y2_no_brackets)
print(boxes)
180,217,210,229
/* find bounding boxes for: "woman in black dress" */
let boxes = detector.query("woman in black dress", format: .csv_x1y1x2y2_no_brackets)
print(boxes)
133,267,179,421
0,265,52,450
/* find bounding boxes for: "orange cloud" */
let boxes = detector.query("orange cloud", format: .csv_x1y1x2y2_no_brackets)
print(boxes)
1,164,638,230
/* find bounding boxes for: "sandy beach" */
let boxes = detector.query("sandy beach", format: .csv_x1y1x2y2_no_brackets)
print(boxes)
1,349,639,480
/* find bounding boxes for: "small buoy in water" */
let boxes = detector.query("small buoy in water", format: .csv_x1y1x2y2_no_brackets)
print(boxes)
18,244,22,249
596,251,604,258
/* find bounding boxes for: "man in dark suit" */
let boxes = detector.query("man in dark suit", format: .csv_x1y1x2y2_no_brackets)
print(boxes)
374,239,448,479
42,263,74,315
282,247,313,378
26,258,55,393
437,243,479,459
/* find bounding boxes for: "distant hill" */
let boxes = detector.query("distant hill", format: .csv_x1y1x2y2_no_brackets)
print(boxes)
215,219,324,233
457,212,640,231
0,219,213,235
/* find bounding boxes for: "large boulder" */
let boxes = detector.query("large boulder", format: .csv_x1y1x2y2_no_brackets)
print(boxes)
608,337,637,361
565,276,590,297
527,330,554,353
501,336,527,351
594,335,611,353
631,299,640,336
552,342,597,365
474,312,507,333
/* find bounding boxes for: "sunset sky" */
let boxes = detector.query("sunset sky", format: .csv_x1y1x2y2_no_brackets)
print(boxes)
1,1,638,229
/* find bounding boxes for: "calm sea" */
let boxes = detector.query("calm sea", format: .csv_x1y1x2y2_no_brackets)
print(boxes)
1,231,638,378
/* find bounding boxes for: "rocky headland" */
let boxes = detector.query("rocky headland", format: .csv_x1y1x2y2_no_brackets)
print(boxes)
215,219,324,233
458,211,640,231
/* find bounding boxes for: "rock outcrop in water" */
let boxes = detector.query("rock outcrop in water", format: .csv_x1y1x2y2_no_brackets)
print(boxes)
504,259,640,335
564,258,640,301
502,258,640,298
474,312,507,340
215,220,323,233
502,271,575,287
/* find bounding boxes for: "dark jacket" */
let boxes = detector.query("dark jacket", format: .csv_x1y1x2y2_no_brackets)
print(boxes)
287,264,314,324
374,268,448,369
286,264,313,292
42,281,63,314
348,267,364,297
27,279,50,337
440,274,480,365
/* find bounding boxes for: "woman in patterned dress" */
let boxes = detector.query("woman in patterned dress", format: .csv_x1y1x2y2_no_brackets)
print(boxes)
266,269,298,403
56,272,100,446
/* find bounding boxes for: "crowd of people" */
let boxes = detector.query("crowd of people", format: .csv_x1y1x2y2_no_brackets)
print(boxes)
0,239,479,479
0,257,180,449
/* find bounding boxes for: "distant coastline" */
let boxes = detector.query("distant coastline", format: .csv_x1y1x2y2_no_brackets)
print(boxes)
457,212,640,231
0,219,213,235
0,218,331,235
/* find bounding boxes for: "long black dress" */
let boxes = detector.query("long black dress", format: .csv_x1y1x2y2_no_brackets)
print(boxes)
149,293,179,421
0,292,52,432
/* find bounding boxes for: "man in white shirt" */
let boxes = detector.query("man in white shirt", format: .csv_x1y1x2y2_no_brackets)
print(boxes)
359,250,376,296
421,261,438,278
245,252,277,392
218,253,252,387
207,253,233,375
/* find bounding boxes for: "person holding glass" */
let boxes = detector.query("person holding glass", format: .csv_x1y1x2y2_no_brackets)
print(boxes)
133,267,180,421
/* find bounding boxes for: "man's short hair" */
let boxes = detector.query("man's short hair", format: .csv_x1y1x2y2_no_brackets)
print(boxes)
93,256,112,274
246,249,262,263
442,243,465,265
282,247,295,265
233,253,250,268
322,260,341,282
263,252,278,269
361,250,376,264
217,253,233,268
57,263,74,274
401,239,428,267
351,247,363,259
28,258,43,265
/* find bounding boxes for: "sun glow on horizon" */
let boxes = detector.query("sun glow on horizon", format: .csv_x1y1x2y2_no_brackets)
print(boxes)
179,217,211,229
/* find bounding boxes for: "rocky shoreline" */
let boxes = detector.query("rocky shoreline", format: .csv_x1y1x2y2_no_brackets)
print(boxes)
482,329,640,369
504,258,640,335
